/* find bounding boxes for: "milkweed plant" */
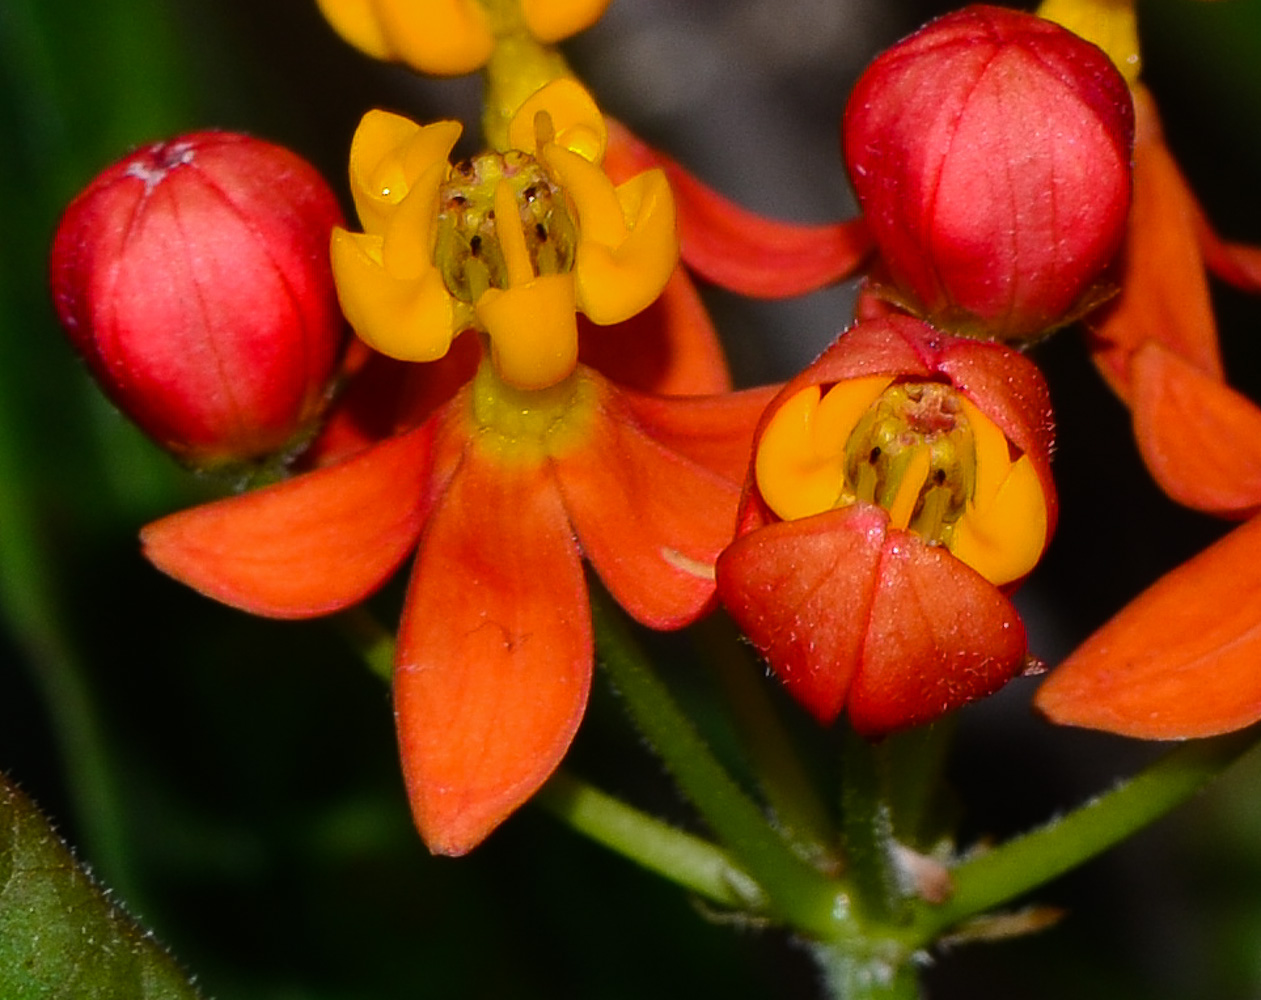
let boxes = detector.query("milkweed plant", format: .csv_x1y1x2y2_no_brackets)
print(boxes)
7,0,1261,996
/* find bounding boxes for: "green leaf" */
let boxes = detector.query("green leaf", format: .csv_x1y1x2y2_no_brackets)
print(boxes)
0,773,202,1000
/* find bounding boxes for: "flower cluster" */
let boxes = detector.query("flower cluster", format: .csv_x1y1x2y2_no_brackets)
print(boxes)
47,0,1261,865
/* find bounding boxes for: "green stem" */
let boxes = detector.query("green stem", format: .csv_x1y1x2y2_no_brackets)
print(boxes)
536,770,764,911
333,606,396,683
839,727,903,927
591,591,844,937
695,614,837,862
905,729,1261,945
812,942,924,1000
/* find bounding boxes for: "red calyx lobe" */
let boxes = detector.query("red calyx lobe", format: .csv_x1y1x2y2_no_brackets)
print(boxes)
842,5,1134,342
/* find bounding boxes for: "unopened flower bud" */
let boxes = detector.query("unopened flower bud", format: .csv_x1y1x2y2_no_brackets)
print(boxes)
842,4,1134,342
51,131,346,468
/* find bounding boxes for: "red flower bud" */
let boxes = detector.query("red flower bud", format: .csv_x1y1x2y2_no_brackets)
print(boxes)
51,132,346,467
842,5,1134,342
716,315,1057,736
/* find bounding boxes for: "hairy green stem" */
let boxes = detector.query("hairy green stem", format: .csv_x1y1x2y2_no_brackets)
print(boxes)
905,729,1261,945
591,592,844,936
839,728,904,927
694,615,838,862
334,606,396,683
536,770,764,910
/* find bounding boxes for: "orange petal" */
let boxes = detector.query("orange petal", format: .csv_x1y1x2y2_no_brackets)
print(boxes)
617,382,780,486
603,119,874,299
577,266,731,396
141,424,434,617
715,505,885,723
554,379,742,629
846,531,1027,737
394,445,590,855
1088,88,1223,400
1196,219,1261,294
1130,341,1261,517
1036,513,1261,739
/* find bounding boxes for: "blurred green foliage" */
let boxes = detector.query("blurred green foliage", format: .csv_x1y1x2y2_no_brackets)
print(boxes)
1,1,1260,998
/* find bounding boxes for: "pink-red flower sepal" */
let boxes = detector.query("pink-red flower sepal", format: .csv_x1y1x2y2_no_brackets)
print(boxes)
51,131,347,469
1036,514,1261,739
719,503,1030,735
842,5,1134,343
716,316,1057,737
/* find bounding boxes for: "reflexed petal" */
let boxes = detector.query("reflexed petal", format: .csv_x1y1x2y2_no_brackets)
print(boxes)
395,446,590,855
716,505,885,723
141,424,434,617
604,120,874,299
619,382,780,484
306,333,482,467
331,229,459,362
1036,514,1261,738
668,165,873,299
1088,88,1223,399
1196,219,1261,294
1130,341,1261,517
578,266,732,395
846,531,1027,737
556,379,743,628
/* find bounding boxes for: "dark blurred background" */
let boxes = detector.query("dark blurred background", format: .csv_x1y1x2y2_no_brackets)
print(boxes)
3,0,1261,997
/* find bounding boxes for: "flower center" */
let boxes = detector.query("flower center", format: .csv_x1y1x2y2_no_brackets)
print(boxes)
756,374,1048,586
435,151,577,304
841,382,977,544
467,357,597,463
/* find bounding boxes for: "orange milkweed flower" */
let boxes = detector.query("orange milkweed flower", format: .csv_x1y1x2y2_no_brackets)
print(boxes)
142,348,775,855
715,315,1057,737
139,78,776,854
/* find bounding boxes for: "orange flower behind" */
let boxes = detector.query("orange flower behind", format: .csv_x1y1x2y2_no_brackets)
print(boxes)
1085,87,1261,518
